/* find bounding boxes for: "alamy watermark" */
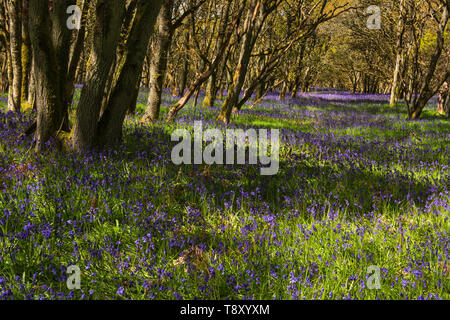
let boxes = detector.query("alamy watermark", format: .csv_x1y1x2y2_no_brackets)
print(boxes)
171,121,280,176
66,5,81,30
366,265,381,290
366,5,381,30
66,265,81,290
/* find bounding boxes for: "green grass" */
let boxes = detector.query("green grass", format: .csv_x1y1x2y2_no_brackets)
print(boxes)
0,91,448,300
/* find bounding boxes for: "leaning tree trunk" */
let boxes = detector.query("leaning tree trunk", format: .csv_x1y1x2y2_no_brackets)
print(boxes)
96,0,163,147
142,0,174,122
217,0,267,124
217,11,254,124
410,3,449,120
7,0,22,113
71,0,127,151
166,0,234,121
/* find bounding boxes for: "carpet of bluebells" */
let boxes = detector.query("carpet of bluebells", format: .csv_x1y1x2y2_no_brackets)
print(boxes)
0,88,449,300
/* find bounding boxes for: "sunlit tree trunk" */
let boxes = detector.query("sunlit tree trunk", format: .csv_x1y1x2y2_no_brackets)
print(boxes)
7,0,22,113
390,0,405,106
21,0,31,102
142,0,174,122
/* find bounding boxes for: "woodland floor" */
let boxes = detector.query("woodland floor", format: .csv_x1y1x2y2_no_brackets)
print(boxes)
0,89,448,300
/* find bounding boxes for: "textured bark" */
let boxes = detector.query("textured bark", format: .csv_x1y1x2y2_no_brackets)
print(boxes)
21,0,31,101
100,0,137,118
64,0,90,123
218,0,268,124
167,0,235,121
179,57,189,96
410,3,449,120
50,0,74,131
27,56,35,108
29,0,63,151
97,0,163,147
7,0,22,112
178,31,190,97
71,0,126,151
0,55,7,93
437,82,448,115
142,0,174,122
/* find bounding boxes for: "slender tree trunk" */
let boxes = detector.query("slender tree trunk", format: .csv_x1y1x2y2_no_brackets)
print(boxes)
410,4,449,120
0,56,8,93
63,0,90,130
27,56,35,108
21,0,31,102
96,0,163,147
445,95,450,118
179,57,189,97
142,0,174,122
217,1,259,124
7,0,22,113
167,0,235,121
203,72,217,107
390,0,405,106
279,82,286,100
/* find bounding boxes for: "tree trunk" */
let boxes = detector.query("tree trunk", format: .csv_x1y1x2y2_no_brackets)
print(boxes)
29,0,64,151
63,0,90,130
167,0,234,121
203,72,217,108
217,1,260,124
96,0,163,147
410,3,449,120
71,0,127,151
142,0,174,122
21,0,31,102
7,0,22,113
437,82,448,115
179,56,189,96
390,0,405,106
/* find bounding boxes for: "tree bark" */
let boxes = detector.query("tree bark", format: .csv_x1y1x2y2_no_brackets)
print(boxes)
390,0,405,106
71,0,127,151
410,3,449,120
218,0,270,124
63,0,90,128
96,0,163,147
7,0,22,113
142,0,174,122
21,0,31,102
29,0,64,151
166,0,235,121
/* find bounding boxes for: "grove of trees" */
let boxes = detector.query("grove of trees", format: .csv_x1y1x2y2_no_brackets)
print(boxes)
0,0,449,152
